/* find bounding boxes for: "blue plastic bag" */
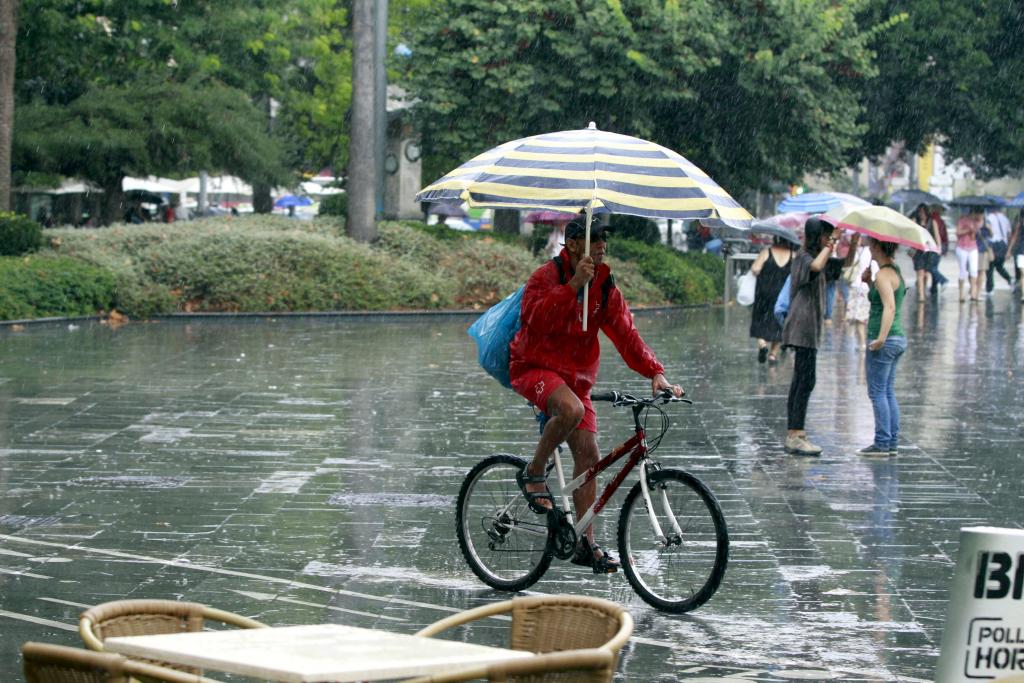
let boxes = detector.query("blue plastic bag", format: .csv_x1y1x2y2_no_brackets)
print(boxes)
467,286,524,389
773,274,792,328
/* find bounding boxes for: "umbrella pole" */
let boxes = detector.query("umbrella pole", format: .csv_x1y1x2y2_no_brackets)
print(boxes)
582,204,593,331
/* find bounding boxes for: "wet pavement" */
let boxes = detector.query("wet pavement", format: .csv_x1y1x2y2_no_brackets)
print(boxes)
1,284,1022,682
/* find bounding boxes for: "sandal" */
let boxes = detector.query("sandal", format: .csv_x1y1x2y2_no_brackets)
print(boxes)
767,354,778,365
516,466,553,514
570,538,620,574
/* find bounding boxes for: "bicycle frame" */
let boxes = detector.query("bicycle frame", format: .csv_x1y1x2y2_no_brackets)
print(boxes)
550,408,684,546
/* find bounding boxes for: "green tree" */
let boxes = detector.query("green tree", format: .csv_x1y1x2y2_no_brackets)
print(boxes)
854,0,1024,178
0,0,16,211
12,1,352,217
402,0,883,197
14,80,287,223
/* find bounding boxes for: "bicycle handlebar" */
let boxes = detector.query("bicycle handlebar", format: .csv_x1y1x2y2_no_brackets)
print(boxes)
591,389,692,407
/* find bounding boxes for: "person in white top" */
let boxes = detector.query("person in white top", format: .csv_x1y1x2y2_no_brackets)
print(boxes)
984,208,1013,294
843,233,876,350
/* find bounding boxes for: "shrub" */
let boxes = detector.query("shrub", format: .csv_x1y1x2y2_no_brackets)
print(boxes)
0,212,44,256
378,222,539,308
680,251,725,294
143,230,452,312
0,255,116,320
609,239,717,305
609,215,660,244
22,215,672,318
603,257,668,307
318,192,347,218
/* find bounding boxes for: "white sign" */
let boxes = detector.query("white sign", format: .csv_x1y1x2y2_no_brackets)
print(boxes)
936,527,1024,682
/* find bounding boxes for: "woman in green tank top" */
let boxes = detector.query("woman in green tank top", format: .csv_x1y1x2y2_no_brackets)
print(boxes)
858,238,908,457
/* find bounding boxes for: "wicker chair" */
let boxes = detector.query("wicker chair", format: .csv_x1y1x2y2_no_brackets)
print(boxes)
407,595,634,683
79,599,265,675
22,642,224,683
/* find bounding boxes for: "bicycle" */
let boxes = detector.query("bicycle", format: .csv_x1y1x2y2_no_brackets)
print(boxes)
455,389,729,613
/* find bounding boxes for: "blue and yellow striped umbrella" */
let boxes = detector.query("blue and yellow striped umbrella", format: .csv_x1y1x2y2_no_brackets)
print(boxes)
416,123,751,229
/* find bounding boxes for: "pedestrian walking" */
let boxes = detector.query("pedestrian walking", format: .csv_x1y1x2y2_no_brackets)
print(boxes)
843,233,873,350
955,210,982,302
781,217,837,456
928,209,950,294
749,237,793,365
910,205,933,303
858,238,907,457
1008,212,1024,301
984,208,1013,294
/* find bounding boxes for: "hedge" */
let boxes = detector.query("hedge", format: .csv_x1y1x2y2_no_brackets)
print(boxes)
608,238,719,305
4,216,675,321
0,255,116,319
0,212,44,256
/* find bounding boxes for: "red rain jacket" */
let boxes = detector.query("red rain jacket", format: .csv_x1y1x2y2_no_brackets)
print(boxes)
509,248,665,394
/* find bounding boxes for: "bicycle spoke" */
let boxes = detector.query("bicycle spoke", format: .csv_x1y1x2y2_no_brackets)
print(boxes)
457,455,552,591
619,468,728,613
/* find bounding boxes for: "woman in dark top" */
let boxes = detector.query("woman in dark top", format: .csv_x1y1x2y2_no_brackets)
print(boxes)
857,238,907,457
749,237,793,365
910,204,932,302
781,217,837,456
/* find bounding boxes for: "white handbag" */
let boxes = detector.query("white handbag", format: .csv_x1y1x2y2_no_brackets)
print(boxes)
736,270,756,306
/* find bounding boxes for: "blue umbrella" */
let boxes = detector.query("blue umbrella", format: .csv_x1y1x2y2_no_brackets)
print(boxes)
274,195,314,208
776,192,869,214
1007,192,1024,208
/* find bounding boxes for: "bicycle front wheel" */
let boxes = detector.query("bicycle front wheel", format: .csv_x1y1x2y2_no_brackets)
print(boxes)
618,468,729,613
456,454,553,592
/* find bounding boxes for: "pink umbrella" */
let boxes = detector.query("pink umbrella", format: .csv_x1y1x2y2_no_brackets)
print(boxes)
755,211,812,231
525,210,577,224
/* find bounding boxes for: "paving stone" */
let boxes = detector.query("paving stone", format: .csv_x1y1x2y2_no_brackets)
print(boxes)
1,295,1022,681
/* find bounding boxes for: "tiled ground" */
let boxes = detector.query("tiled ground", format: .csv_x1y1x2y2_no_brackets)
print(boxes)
1,285,1022,681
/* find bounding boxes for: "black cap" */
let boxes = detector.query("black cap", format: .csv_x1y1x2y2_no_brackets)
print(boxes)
565,221,613,241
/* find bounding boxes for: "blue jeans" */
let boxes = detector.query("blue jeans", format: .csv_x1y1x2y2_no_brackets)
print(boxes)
927,252,948,289
865,336,907,449
825,281,837,320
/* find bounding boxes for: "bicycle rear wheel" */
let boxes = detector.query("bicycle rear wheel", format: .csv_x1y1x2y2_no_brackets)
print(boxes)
618,468,729,613
456,454,553,592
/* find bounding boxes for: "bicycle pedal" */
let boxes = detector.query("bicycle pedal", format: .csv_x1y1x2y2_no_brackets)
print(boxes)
548,509,577,560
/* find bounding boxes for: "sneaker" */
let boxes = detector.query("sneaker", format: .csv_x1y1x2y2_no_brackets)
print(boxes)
785,435,822,456
889,447,899,456
857,444,890,457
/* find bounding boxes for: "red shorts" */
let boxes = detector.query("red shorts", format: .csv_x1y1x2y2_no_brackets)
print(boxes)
510,367,597,433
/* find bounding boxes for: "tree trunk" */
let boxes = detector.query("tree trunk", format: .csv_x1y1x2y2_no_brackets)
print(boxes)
101,181,126,226
0,0,19,212
346,0,377,242
493,209,520,235
252,183,273,214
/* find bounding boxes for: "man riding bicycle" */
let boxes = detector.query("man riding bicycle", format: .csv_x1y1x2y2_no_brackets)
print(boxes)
510,219,685,573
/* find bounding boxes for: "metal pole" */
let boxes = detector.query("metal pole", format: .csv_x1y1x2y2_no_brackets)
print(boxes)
347,0,378,242
374,0,388,220
199,170,208,215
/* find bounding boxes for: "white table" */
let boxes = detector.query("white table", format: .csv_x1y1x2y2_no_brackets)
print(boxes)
105,623,534,682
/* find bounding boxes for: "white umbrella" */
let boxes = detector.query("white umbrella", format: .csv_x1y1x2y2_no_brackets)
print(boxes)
822,204,939,252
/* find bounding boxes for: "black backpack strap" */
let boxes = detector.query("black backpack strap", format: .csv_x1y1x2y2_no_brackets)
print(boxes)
601,273,616,309
552,255,566,285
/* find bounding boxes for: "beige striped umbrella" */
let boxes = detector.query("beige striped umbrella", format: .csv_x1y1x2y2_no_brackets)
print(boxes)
417,123,752,328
